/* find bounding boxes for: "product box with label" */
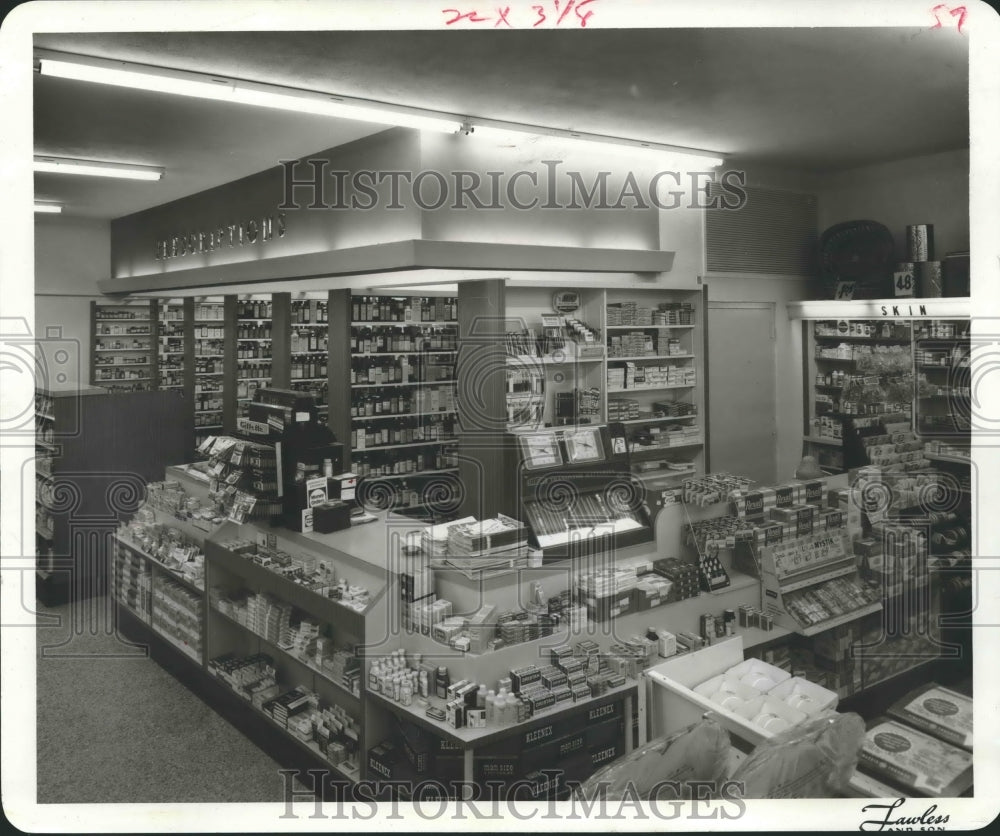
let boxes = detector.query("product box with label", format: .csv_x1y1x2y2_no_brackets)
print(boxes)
857,717,973,797
887,683,972,751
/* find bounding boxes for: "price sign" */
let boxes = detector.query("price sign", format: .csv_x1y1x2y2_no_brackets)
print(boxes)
834,282,856,301
893,270,915,297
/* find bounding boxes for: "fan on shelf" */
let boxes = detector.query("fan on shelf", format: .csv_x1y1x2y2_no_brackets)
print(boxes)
819,220,894,299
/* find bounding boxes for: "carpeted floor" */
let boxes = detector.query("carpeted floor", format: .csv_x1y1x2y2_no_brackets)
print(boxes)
35,594,300,803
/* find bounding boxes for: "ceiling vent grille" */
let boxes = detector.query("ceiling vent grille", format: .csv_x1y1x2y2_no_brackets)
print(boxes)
705,184,817,276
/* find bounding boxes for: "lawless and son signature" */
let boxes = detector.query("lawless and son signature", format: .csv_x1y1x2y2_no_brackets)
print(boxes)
861,798,950,831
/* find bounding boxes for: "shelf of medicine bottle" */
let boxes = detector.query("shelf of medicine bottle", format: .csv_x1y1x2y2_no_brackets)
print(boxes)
93,362,151,367
605,324,693,330
289,378,327,384
236,338,272,342
357,468,459,481
95,348,150,352
351,381,457,389
350,320,458,327
606,384,694,394
353,439,458,454
606,354,695,362
352,410,457,422
354,350,457,357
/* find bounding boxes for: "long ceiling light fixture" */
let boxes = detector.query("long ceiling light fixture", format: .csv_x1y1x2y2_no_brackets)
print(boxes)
34,49,726,166
470,124,725,169
36,50,464,134
34,155,164,181
33,201,63,213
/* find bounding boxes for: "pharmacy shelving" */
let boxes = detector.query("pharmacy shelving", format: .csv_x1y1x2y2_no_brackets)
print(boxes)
348,294,460,520
156,298,186,390
90,300,157,391
289,296,330,416
192,298,227,452
234,295,273,422
603,288,706,481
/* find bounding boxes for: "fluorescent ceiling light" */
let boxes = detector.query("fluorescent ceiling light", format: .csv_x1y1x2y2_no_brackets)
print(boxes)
38,55,463,133
472,125,724,168
34,156,163,181
34,202,62,213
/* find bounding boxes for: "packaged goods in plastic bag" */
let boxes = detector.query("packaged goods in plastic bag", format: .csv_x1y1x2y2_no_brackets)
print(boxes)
574,717,730,801
729,712,865,798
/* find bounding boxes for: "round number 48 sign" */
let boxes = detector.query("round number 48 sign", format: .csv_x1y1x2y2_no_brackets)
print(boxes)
893,270,915,297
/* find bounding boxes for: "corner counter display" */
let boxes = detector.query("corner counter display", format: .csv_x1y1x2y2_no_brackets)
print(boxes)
502,424,652,561
194,388,346,529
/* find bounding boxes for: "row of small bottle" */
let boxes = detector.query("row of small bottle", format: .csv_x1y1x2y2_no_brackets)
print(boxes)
351,296,457,323
352,449,457,476
196,359,224,375
236,322,272,340
351,391,452,418
352,419,455,449
291,300,329,324
350,358,454,385
237,343,272,359
350,327,457,354
236,362,272,380
95,306,148,320
290,330,328,353
237,300,273,319
194,396,223,414
290,358,328,380
194,325,224,340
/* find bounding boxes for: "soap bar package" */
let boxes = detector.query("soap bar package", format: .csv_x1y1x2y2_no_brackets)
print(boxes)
857,718,973,797
887,683,972,751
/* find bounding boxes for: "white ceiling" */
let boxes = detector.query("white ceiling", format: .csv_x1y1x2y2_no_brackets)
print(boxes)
33,27,969,220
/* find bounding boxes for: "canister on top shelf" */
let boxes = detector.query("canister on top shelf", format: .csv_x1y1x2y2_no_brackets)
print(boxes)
906,224,934,262
915,261,944,297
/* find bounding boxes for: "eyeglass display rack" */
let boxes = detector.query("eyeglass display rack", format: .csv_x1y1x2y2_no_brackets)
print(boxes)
347,294,462,522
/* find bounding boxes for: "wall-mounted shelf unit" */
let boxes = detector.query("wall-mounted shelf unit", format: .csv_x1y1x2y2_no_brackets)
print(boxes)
90,300,157,391
347,294,461,520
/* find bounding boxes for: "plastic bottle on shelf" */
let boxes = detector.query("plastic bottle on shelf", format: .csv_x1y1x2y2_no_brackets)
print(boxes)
476,684,486,709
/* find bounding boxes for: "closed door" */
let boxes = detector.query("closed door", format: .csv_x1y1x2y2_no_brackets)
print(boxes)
707,302,777,484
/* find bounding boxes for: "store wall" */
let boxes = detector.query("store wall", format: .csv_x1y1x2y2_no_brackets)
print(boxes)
816,148,970,259
34,214,110,385
696,161,823,482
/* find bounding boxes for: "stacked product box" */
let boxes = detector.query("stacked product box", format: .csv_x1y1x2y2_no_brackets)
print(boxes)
115,544,152,621
152,576,203,657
